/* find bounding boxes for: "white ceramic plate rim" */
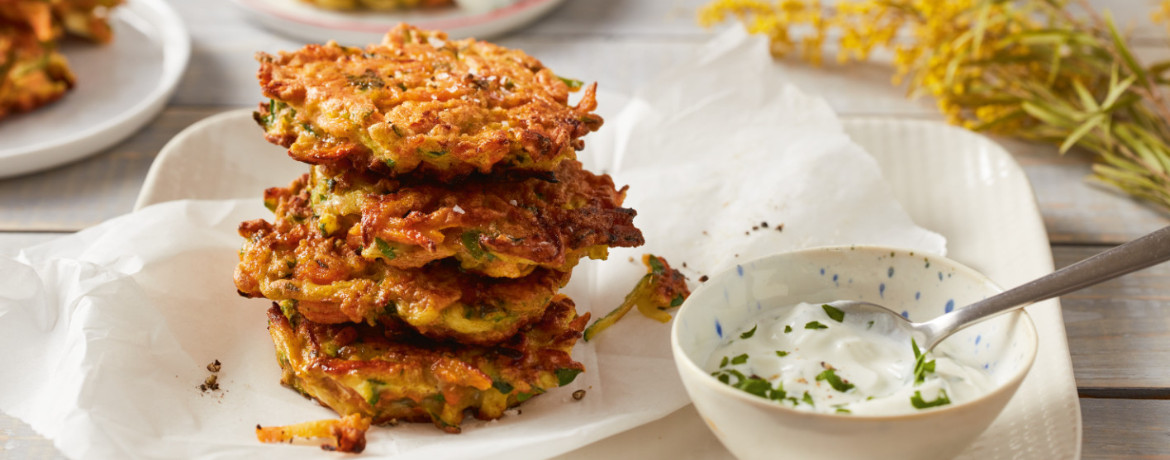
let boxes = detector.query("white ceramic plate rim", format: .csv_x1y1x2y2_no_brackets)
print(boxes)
0,0,190,177
134,113,1083,459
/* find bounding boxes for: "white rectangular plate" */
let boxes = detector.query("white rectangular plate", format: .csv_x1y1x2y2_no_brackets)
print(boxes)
135,113,1081,459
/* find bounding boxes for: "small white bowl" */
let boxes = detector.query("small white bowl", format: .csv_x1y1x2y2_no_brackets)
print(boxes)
671,246,1038,460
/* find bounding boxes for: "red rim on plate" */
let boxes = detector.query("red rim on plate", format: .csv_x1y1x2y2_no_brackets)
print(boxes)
238,0,557,35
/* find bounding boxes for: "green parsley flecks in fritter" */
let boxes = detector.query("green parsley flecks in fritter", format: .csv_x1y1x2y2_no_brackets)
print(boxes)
253,23,603,180
235,217,572,345
0,24,74,121
266,295,587,433
271,159,643,278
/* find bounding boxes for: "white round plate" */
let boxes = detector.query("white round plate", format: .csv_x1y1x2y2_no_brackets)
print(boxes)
231,0,564,44
0,0,189,179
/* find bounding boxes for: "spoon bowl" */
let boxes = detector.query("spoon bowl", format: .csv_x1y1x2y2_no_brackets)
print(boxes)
832,225,1170,352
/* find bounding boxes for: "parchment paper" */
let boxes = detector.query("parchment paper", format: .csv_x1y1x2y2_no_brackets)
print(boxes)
0,29,945,459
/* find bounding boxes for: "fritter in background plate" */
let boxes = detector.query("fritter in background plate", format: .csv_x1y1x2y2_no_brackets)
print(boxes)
0,24,74,120
266,295,587,433
254,23,603,180
0,0,122,43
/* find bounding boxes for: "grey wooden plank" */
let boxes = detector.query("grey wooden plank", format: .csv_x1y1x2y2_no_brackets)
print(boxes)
993,136,1170,245
1056,245,1170,389
0,233,66,257
1081,398,1170,460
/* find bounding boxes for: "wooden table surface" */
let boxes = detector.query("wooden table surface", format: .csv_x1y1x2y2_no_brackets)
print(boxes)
2,0,1169,458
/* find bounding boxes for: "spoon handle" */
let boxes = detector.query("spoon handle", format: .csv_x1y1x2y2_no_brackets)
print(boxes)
924,225,1170,349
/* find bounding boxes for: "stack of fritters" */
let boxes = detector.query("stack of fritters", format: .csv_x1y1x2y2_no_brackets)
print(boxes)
0,0,121,120
235,24,643,433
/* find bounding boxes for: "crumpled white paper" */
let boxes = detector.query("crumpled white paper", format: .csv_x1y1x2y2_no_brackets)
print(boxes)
0,28,945,459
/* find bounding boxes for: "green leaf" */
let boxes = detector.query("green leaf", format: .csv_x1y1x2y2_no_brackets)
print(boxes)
556,368,583,386
1105,11,1148,88
1060,114,1104,154
648,255,665,275
374,237,397,260
910,389,952,409
1101,72,1137,110
768,383,787,401
365,379,385,406
815,368,855,392
1123,123,1170,174
731,354,748,365
1022,101,1075,128
821,304,845,322
492,380,514,394
911,338,937,385
775,350,789,357
1071,79,1099,112
301,122,319,137
1046,48,1062,86
740,325,757,339
556,76,584,89
971,0,991,55
462,231,488,259
804,321,828,330
714,369,745,386
735,378,772,398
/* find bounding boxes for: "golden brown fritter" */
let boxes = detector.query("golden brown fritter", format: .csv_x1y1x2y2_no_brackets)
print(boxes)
0,24,74,120
51,0,121,43
254,23,603,180
296,0,451,10
266,296,587,433
272,159,643,278
0,0,122,43
235,216,572,345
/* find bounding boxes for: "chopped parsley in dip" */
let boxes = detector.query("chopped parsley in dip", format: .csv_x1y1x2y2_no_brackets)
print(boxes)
705,302,994,415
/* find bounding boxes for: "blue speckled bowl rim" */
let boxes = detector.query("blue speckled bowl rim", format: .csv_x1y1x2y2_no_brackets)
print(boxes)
670,244,1039,422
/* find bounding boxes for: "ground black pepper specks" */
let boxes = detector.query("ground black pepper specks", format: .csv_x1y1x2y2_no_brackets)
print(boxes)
199,359,223,392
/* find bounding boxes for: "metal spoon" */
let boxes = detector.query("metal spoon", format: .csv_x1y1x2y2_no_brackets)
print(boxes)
834,225,1170,352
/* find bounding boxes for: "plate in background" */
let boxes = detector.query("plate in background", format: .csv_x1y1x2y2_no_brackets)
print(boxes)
231,0,564,44
0,0,189,179
136,111,1081,459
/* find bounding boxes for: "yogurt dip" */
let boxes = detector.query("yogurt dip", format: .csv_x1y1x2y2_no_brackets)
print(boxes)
704,302,994,415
